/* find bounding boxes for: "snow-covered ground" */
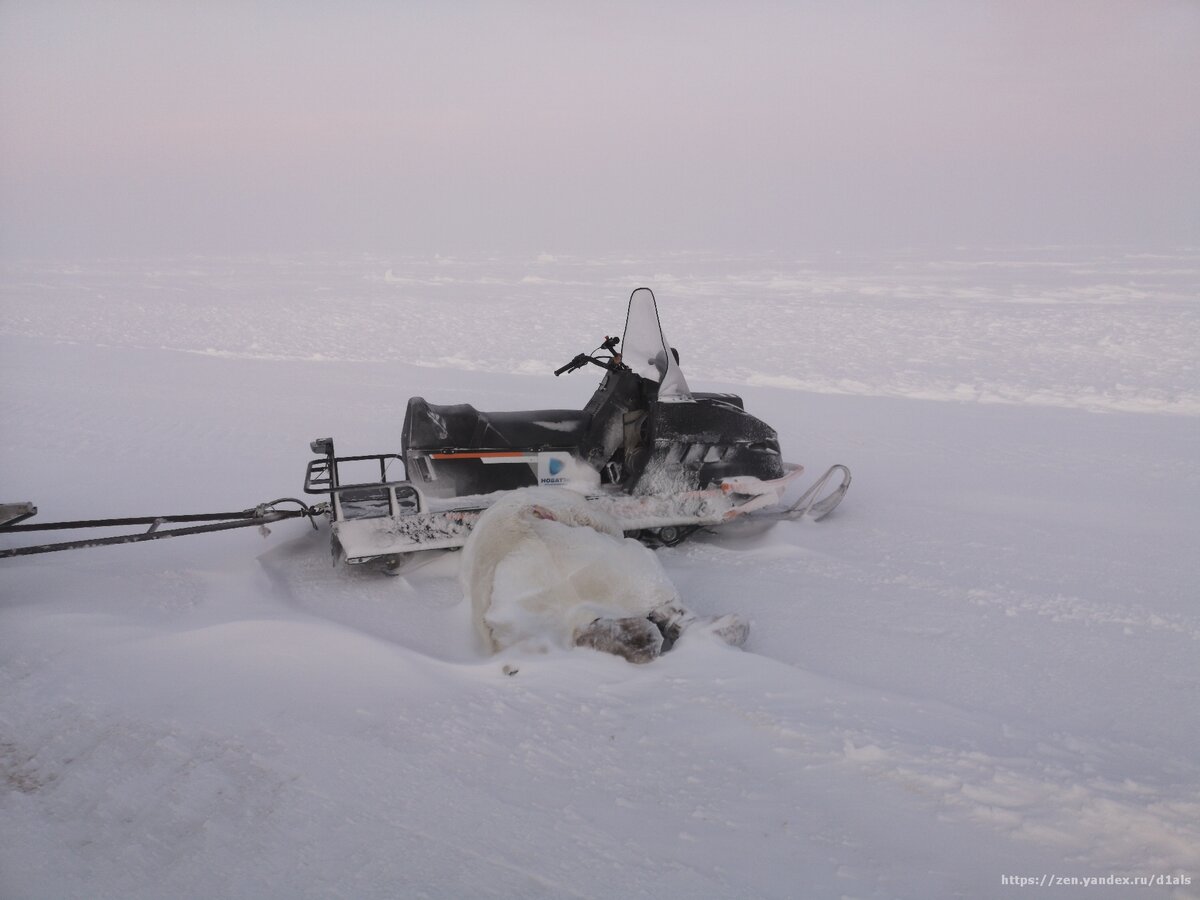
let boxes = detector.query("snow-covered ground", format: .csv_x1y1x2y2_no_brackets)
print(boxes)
2,250,1198,899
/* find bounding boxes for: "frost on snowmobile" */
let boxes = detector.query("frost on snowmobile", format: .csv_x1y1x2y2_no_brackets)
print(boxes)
303,288,851,566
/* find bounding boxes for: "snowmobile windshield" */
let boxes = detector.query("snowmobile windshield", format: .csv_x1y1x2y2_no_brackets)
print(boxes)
621,288,691,399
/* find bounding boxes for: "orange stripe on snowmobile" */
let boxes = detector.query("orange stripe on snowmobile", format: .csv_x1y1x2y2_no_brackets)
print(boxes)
430,451,529,460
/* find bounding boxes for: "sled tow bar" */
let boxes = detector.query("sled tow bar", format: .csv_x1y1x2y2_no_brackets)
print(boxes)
0,498,323,559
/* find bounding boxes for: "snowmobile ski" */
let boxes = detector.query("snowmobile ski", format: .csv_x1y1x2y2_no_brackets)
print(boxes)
782,463,852,521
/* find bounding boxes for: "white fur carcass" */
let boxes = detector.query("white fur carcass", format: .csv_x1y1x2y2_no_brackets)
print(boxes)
460,487,747,663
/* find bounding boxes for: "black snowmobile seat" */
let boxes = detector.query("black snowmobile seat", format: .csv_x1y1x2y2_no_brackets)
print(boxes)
403,397,590,452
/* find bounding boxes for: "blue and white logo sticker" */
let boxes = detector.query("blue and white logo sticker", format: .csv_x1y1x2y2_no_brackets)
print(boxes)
537,452,572,486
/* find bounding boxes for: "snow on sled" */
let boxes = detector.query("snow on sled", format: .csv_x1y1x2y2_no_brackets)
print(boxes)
303,288,851,567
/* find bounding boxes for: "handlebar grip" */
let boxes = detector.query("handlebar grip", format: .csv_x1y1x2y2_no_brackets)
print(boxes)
554,353,588,376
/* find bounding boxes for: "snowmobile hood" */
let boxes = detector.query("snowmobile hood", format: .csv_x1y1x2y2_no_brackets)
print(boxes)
621,288,691,399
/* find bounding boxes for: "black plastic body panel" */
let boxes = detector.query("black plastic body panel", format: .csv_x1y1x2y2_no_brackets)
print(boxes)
398,375,777,500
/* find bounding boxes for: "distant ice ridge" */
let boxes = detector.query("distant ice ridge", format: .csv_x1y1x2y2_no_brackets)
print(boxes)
2,248,1196,416
735,373,1200,416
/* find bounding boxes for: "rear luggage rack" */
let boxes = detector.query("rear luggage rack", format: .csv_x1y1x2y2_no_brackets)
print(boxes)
305,438,422,522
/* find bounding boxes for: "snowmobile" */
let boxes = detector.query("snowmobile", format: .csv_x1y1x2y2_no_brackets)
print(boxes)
303,287,850,567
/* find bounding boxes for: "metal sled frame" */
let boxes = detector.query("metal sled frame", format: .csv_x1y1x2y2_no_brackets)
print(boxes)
0,500,319,559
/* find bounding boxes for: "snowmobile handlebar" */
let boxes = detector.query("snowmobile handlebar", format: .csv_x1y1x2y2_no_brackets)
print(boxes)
555,354,591,376
554,337,622,377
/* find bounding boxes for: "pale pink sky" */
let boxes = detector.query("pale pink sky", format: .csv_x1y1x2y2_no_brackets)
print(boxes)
1,1,1197,256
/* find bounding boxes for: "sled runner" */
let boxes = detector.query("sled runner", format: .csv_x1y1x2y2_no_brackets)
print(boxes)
304,288,851,567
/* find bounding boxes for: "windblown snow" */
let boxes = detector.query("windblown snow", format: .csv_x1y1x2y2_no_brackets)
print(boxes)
2,249,1198,899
